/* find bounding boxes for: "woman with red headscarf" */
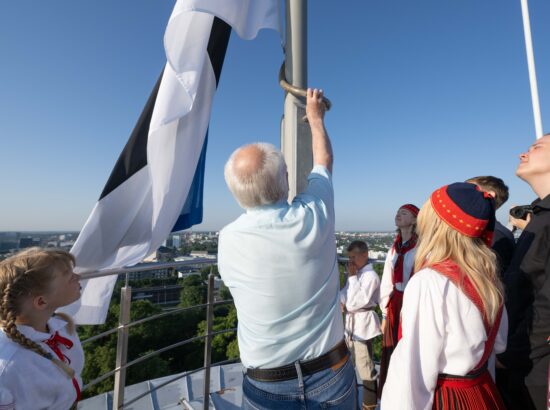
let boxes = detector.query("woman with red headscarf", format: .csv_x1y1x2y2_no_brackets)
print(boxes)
378,203,419,397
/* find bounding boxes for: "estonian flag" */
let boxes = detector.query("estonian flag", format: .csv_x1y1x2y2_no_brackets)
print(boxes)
62,0,280,324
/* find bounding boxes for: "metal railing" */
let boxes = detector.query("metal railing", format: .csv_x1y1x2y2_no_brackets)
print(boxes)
78,258,236,410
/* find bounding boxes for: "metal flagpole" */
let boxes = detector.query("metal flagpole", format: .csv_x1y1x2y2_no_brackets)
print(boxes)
281,0,311,199
520,0,544,139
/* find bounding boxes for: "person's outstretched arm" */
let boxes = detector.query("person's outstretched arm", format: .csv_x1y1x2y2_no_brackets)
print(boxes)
306,88,333,173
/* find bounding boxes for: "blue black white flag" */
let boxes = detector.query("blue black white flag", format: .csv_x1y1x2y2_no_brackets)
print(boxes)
62,0,280,324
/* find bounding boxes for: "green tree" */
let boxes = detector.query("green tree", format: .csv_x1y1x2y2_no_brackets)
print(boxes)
219,282,232,301
179,274,206,307
372,336,382,362
79,300,174,398
226,339,240,359
373,263,384,278
339,263,346,289
178,244,192,255
80,344,116,397
197,306,238,363
200,264,218,276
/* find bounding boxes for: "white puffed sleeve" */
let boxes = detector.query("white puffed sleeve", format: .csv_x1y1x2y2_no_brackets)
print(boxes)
379,248,395,317
380,269,446,410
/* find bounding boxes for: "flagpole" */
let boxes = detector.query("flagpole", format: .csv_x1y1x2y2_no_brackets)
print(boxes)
520,0,544,139
281,0,311,199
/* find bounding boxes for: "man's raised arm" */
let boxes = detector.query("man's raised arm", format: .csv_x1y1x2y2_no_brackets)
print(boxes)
306,88,333,174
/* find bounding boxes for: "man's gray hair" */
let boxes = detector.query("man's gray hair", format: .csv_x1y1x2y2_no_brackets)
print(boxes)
224,143,289,209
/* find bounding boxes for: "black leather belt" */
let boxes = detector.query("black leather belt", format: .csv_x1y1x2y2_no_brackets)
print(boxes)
246,340,349,382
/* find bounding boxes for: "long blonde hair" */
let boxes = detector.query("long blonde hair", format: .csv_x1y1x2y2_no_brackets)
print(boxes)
415,201,504,324
0,247,76,377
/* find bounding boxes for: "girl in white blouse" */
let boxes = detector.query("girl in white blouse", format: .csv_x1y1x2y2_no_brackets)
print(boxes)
0,248,84,410
378,203,419,396
381,183,507,410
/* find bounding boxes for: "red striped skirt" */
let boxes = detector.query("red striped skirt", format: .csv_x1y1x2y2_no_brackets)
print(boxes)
433,366,506,410
378,290,403,398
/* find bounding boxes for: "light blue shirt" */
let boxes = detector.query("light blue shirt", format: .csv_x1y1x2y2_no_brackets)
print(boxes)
218,165,344,368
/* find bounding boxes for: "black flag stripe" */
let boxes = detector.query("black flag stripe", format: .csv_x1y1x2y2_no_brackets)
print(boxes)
99,16,231,200
99,72,162,199
207,17,231,85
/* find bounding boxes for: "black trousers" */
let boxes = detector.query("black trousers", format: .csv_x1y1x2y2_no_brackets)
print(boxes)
496,369,536,410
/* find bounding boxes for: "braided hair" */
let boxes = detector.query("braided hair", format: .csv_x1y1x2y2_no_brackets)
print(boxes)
0,247,76,378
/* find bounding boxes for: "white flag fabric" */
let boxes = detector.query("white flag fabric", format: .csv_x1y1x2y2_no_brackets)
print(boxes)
61,0,279,324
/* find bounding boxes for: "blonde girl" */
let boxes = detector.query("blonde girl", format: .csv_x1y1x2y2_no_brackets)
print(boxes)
381,183,507,409
0,248,83,410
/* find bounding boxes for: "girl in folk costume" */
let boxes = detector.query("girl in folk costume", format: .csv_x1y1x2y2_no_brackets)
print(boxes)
0,248,84,410
381,183,508,410
378,203,419,395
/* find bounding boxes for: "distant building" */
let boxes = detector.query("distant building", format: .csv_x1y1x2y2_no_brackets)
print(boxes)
128,267,173,281
0,242,18,252
177,269,202,279
165,236,174,248
59,241,75,251
368,250,388,261
190,250,216,259
132,284,183,306
156,246,175,262
19,237,40,249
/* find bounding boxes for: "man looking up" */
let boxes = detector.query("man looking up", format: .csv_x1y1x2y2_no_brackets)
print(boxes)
500,134,550,410
466,176,515,276
218,89,356,409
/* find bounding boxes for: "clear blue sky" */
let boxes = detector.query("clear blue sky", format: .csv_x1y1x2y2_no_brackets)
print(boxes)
0,1,549,232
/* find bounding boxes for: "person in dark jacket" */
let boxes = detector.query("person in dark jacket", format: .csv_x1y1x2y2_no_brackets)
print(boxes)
499,133,550,410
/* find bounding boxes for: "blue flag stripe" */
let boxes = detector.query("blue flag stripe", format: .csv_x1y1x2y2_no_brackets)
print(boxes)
171,132,208,232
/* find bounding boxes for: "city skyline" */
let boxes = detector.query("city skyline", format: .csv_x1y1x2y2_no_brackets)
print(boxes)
1,1,549,232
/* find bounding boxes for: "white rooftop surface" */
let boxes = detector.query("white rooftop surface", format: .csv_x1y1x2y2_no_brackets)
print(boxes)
79,362,373,409
79,363,244,410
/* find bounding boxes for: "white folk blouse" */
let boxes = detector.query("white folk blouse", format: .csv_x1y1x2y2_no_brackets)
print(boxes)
340,263,381,342
379,245,417,316
380,268,508,410
0,316,84,410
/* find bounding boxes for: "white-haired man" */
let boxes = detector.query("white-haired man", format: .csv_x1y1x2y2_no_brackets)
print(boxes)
218,89,356,409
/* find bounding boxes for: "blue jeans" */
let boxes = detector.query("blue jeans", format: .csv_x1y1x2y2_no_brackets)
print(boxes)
242,357,358,409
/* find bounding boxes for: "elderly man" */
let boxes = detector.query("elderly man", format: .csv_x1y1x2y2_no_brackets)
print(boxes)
499,133,550,410
218,89,355,409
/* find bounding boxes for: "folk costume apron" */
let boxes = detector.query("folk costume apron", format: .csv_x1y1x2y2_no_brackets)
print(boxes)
428,261,505,410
